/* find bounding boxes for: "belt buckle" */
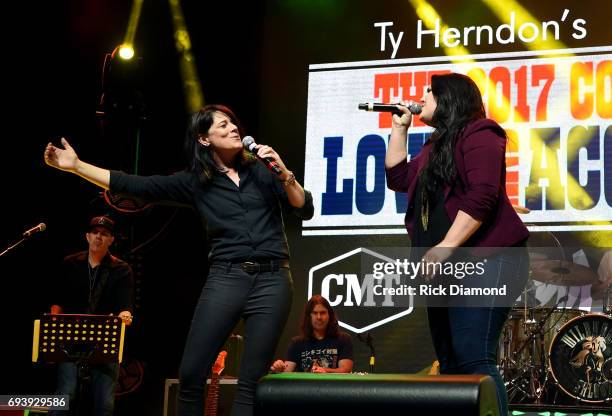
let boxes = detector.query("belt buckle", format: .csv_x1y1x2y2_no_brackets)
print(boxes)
241,261,258,273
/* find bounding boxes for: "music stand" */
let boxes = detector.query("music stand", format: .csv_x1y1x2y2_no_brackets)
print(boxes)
32,314,126,414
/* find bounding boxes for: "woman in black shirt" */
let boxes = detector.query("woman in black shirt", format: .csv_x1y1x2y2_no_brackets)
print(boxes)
44,104,314,416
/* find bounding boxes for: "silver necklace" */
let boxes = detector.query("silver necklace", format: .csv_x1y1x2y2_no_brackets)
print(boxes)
88,260,99,305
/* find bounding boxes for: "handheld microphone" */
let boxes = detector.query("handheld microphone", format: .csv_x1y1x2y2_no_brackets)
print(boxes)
358,101,422,115
23,223,46,237
242,136,283,175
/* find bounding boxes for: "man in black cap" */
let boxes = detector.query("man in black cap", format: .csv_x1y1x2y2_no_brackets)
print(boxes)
49,215,134,416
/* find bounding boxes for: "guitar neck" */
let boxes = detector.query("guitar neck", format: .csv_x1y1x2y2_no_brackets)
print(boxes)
204,373,221,416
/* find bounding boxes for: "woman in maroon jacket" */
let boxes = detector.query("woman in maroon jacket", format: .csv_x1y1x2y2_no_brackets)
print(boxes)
385,73,529,415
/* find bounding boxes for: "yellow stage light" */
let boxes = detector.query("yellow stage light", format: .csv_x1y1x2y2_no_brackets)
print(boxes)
168,0,204,111
118,44,135,60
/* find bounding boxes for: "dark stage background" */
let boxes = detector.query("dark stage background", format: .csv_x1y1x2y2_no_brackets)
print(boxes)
1,1,611,414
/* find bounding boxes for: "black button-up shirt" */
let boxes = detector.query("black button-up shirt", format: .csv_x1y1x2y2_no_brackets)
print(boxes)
110,162,314,261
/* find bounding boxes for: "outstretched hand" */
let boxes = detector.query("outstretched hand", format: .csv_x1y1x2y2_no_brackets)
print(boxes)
44,137,79,172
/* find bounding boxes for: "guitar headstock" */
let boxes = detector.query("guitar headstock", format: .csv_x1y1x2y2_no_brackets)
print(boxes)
212,351,227,376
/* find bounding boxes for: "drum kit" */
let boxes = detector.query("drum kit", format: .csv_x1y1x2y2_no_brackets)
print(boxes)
499,258,612,405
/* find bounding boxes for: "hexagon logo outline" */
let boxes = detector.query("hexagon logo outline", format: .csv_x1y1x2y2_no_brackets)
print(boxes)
308,247,413,334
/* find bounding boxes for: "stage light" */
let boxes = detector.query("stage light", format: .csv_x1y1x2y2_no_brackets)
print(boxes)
121,0,144,59
99,45,145,121
168,0,204,111
118,44,135,60
481,0,566,51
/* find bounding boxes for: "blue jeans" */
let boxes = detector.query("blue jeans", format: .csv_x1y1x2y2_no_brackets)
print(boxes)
177,263,293,416
427,247,529,416
49,362,119,416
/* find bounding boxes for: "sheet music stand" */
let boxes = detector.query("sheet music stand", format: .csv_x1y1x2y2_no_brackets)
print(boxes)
32,314,127,414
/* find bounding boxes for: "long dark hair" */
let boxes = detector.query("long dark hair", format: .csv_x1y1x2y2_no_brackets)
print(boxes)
419,73,486,201
184,104,255,184
300,295,339,340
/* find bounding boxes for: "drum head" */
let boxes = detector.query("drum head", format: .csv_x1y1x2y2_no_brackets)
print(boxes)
549,313,612,403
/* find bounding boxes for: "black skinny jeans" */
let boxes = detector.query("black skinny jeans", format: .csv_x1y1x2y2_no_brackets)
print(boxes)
177,263,293,416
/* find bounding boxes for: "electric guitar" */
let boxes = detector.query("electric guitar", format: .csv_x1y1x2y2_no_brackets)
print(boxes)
204,351,227,416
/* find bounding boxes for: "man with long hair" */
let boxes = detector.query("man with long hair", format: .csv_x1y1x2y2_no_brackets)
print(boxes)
270,295,353,373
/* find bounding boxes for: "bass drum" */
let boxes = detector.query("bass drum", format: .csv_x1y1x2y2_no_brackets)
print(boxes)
549,313,612,403
499,308,583,372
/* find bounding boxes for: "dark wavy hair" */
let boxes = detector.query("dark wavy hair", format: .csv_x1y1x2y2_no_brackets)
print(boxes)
419,73,487,203
300,295,339,340
184,104,255,185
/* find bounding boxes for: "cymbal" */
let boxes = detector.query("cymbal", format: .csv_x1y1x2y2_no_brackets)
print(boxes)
530,260,599,285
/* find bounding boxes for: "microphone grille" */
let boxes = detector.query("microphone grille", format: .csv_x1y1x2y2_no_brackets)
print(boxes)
242,136,255,149
39,223,47,231
407,102,422,115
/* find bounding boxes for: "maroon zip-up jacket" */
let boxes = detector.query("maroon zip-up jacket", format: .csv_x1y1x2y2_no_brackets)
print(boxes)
385,118,529,247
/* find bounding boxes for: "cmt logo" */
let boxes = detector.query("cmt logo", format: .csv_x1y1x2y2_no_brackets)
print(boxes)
308,248,413,333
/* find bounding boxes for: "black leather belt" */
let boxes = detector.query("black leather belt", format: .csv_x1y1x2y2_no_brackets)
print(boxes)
213,259,290,273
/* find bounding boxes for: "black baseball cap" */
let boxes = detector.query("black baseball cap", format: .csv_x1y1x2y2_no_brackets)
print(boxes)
88,216,115,235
